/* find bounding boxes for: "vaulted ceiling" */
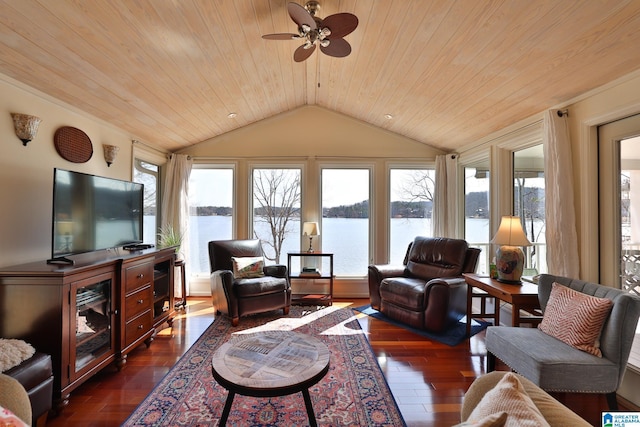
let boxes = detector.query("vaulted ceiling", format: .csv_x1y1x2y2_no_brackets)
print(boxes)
2,1,640,153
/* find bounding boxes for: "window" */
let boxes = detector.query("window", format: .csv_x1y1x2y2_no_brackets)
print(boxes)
620,136,640,297
598,114,640,371
464,164,490,274
322,168,370,276
251,168,301,265
513,145,546,274
188,167,234,274
133,159,159,245
389,168,433,264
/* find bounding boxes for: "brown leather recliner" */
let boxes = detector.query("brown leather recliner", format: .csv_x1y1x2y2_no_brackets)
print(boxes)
208,239,291,326
368,236,481,333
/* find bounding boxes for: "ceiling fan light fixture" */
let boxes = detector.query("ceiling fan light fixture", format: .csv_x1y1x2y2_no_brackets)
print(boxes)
262,1,358,62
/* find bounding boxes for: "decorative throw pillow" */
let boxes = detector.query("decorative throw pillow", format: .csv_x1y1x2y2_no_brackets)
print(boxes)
0,405,29,427
538,282,613,357
454,411,508,427
231,256,265,279
467,372,550,427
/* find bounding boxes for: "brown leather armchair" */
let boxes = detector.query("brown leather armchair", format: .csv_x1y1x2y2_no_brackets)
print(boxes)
368,236,481,333
208,239,291,326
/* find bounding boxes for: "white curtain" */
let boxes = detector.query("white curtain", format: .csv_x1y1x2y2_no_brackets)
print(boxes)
432,154,458,238
543,110,579,277
161,154,193,297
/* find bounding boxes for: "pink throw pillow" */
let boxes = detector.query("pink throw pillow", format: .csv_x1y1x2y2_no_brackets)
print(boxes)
538,282,613,357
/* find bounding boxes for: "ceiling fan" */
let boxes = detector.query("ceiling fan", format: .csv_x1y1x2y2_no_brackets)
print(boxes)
262,1,358,62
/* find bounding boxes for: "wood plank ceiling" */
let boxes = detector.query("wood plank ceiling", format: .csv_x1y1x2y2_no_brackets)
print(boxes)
1,0,640,153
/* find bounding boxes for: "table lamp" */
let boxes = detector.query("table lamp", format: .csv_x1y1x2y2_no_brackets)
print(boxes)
302,221,319,253
491,215,531,284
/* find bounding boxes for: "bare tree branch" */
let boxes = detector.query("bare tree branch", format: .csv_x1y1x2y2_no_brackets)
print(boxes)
253,169,301,263
397,170,435,202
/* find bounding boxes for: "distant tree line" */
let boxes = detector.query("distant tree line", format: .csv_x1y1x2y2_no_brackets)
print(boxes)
465,192,489,218
324,200,370,218
193,206,233,216
191,190,546,220
191,201,434,219
389,201,432,218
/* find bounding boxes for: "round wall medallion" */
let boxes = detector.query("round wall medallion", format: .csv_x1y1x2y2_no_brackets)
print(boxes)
54,126,93,163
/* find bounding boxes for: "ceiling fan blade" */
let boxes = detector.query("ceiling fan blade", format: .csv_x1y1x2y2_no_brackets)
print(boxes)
262,33,299,40
294,43,316,62
321,13,358,39
288,2,317,30
320,38,351,58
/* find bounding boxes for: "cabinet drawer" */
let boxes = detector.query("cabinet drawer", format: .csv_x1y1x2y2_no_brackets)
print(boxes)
125,285,152,320
124,262,153,293
125,310,152,345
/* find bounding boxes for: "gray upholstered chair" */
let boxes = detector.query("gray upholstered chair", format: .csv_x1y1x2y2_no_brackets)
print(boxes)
208,239,291,326
485,273,640,410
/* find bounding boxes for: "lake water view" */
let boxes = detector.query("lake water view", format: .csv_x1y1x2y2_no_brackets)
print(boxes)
180,216,516,276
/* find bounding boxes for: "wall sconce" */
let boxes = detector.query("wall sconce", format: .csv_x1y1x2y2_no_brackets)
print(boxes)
103,144,119,167
302,221,320,253
491,215,532,284
11,113,42,146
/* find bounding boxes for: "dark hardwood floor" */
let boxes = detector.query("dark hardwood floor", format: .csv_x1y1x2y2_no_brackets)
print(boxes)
44,298,635,427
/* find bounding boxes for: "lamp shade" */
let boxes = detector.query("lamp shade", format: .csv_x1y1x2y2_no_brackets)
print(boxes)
491,216,531,284
103,144,119,167
302,222,319,236
302,221,319,253
491,216,531,246
11,113,42,146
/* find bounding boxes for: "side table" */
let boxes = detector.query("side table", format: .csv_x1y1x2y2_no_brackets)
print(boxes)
287,252,334,305
174,259,187,309
463,273,542,335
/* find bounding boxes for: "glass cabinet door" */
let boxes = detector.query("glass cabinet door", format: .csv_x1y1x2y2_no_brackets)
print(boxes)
72,272,114,375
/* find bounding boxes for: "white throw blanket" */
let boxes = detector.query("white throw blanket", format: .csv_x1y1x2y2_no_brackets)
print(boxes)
0,339,35,372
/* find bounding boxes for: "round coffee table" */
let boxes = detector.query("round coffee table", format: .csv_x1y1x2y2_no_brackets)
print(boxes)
211,330,330,427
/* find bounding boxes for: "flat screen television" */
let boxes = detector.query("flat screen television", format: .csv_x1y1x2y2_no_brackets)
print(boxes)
51,168,144,261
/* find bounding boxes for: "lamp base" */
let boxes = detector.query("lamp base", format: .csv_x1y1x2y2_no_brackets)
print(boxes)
495,245,525,285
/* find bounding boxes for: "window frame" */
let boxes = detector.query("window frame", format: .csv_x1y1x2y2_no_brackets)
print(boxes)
188,163,237,276
319,163,374,277
248,162,304,264
387,165,436,265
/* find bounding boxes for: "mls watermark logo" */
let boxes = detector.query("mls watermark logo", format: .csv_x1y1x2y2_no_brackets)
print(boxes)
603,412,640,427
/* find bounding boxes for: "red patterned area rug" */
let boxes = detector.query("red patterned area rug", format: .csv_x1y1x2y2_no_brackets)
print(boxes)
122,305,406,427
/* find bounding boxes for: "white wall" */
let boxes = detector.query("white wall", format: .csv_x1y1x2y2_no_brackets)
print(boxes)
178,105,446,297
0,75,138,266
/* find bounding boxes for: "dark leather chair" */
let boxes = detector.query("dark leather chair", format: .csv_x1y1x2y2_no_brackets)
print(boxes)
208,239,291,326
368,236,481,333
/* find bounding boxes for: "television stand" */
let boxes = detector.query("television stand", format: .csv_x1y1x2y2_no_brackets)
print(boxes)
0,247,176,411
46,256,75,265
